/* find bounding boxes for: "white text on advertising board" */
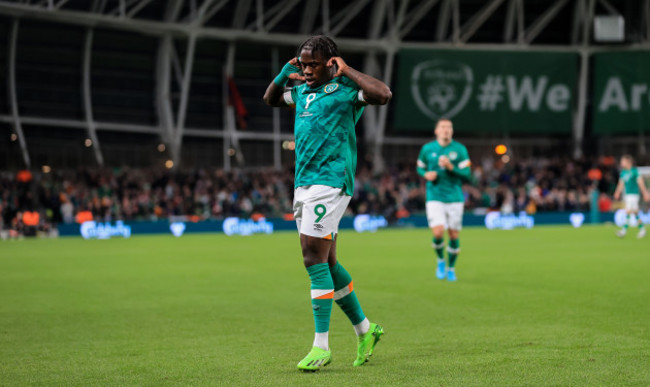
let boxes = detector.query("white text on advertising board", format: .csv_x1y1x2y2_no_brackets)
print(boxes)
223,217,274,236
484,212,534,230
353,215,388,233
80,221,131,239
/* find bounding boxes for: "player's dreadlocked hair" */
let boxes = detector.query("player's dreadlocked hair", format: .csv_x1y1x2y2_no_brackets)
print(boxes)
296,35,340,60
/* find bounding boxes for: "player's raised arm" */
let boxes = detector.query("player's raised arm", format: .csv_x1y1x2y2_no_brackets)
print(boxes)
328,57,392,106
263,58,303,107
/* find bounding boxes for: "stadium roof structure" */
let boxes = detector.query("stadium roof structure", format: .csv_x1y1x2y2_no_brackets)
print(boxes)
0,0,649,170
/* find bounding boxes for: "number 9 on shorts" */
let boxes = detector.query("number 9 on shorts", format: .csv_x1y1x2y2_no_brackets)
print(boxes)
293,185,352,239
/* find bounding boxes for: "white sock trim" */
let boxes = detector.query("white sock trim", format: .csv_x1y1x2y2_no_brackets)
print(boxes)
447,246,460,254
354,317,370,336
313,331,329,350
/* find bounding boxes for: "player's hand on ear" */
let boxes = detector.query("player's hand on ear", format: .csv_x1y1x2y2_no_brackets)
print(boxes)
327,57,348,77
287,58,305,81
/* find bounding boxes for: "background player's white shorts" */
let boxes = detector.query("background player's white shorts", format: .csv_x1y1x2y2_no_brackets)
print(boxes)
294,185,351,239
624,194,640,212
426,201,464,230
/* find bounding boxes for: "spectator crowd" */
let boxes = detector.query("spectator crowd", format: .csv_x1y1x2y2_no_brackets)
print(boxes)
0,156,629,236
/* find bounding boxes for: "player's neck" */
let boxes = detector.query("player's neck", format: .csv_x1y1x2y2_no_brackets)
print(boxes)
437,139,452,147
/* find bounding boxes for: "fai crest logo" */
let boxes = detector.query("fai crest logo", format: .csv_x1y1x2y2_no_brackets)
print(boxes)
324,83,339,93
411,60,473,120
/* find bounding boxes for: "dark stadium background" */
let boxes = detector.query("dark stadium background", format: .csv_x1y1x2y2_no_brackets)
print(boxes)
0,0,648,231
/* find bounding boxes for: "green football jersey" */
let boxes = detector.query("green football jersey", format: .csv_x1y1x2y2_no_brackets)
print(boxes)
620,167,640,195
416,140,471,203
287,76,364,196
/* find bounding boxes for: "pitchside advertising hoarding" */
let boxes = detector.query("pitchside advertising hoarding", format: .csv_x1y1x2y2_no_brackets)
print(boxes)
394,49,578,134
70,215,390,239
62,212,618,239
593,51,650,134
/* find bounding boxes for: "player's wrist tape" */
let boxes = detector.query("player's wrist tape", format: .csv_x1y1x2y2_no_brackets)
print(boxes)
273,62,300,86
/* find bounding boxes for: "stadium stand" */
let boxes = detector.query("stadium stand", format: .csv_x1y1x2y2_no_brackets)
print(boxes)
1,154,630,237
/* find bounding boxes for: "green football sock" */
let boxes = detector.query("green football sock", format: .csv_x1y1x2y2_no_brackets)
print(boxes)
306,263,334,333
448,239,460,268
624,215,630,230
433,237,445,260
330,262,366,326
637,214,644,229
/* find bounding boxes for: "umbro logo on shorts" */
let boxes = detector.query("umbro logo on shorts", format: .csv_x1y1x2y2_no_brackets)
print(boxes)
313,224,324,231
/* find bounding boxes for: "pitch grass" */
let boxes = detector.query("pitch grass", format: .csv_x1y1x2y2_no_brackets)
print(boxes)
1,226,649,386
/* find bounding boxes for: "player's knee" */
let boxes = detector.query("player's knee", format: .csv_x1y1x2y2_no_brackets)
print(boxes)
448,229,460,239
303,255,321,267
301,236,329,267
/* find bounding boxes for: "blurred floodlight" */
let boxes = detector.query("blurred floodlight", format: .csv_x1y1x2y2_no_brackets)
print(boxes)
157,143,166,152
165,160,174,169
42,165,51,173
84,139,92,147
501,155,511,163
495,144,507,155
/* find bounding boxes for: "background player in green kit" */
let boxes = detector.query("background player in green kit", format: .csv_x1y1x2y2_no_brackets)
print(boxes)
614,155,650,238
263,36,392,372
417,119,471,282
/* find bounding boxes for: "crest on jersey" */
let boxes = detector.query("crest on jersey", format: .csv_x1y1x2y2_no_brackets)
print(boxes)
449,151,458,160
411,60,473,120
324,83,339,93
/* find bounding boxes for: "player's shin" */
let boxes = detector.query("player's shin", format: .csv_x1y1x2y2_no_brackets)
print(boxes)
307,263,334,350
433,237,445,261
448,239,460,268
329,262,369,336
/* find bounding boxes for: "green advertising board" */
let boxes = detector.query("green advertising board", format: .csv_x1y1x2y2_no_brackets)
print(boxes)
593,51,650,135
394,49,578,134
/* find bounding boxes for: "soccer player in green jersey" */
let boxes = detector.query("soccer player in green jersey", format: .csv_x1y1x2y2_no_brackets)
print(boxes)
416,118,471,281
263,36,391,372
613,155,650,238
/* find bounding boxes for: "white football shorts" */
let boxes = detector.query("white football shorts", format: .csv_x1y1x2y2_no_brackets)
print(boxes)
294,185,351,239
426,200,464,230
624,194,640,212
